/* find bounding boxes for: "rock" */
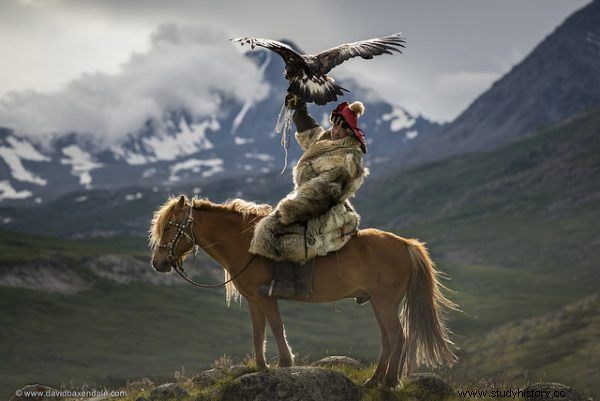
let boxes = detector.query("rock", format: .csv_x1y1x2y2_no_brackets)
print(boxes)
148,383,188,401
311,356,362,369
229,364,254,378
192,368,228,387
522,383,582,401
0,262,91,294
10,384,60,401
407,373,453,400
193,365,255,388
85,254,219,286
220,367,362,401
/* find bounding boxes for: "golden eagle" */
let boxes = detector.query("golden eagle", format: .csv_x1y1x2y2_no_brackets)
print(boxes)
231,34,406,105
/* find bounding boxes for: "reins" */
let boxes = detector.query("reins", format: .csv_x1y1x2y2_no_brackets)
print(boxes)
173,254,257,288
160,204,260,288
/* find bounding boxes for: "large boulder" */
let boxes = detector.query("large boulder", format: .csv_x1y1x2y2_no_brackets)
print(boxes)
220,367,363,401
522,383,582,401
407,373,453,400
311,356,362,369
193,368,227,387
148,383,188,401
229,364,255,378
193,365,255,388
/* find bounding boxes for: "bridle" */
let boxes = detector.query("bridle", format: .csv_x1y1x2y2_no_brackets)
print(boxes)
158,205,195,265
157,204,257,288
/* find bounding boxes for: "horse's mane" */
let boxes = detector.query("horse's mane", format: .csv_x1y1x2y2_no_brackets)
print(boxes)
149,195,272,249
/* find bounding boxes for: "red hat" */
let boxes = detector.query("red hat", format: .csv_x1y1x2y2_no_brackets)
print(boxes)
330,101,367,153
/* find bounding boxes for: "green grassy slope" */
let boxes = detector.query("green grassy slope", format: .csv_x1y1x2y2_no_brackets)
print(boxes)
0,278,379,397
452,293,599,392
0,229,147,262
359,107,600,282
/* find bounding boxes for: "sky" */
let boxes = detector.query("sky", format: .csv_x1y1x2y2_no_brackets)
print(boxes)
0,0,591,143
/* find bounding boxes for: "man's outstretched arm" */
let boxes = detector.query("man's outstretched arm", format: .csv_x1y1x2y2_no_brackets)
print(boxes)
292,102,319,132
286,93,320,150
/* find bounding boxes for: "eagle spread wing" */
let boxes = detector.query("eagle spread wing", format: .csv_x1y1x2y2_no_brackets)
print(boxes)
315,33,406,75
230,37,308,69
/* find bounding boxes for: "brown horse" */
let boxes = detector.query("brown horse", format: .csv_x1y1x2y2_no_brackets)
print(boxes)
149,195,457,388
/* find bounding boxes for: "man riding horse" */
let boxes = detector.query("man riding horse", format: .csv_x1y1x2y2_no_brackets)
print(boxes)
249,93,369,299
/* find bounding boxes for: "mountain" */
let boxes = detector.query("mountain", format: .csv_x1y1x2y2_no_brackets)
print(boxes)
357,107,600,285
396,0,600,167
453,293,599,391
0,44,440,205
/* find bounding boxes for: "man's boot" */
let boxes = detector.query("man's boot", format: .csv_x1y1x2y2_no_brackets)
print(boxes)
294,259,315,298
260,260,295,298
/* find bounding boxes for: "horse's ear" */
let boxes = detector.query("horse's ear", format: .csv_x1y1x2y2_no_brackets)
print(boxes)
177,195,186,209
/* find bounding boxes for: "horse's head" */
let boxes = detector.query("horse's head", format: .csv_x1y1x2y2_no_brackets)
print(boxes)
150,195,196,273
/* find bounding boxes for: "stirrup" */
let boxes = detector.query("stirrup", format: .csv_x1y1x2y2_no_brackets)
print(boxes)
355,294,371,305
259,280,276,297
260,279,295,298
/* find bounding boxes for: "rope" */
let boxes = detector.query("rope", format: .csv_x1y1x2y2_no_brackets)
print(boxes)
173,254,257,289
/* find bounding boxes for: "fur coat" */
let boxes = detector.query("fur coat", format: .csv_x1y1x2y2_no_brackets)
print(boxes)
249,125,368,263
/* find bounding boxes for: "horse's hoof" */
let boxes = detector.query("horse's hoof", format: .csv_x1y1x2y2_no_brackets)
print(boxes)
278,359,293,368
380,378,399,390
380,378,402,391
363,378,379,389
256,363,268,371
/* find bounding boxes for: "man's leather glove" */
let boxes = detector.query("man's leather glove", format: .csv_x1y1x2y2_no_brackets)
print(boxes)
285,92,303,110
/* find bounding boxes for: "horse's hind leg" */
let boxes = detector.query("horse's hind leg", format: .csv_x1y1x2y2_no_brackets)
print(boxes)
364,303,391,388
383,321,406,388
372,297,403,389
262,298,294,367
248,301,267,370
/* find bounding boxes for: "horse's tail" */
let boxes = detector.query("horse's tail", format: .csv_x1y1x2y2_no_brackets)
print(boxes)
401,238,458,370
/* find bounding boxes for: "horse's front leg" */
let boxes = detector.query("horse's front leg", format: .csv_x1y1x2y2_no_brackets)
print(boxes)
248,301,267,370
364,301,392,388
262,298,294,367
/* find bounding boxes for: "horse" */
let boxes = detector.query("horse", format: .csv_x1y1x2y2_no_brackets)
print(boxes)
149,194,457,389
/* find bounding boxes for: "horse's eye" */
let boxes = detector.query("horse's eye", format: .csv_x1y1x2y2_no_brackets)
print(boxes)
163,226,171,232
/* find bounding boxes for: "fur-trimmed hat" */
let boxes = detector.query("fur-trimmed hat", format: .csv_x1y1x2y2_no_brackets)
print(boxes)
330,101,367,153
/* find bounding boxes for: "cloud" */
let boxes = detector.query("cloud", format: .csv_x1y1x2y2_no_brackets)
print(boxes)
0,23,269,148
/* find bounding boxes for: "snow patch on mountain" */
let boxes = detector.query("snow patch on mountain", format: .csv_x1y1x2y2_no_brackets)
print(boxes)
169,158,224,182
124,192,143,201
382,107,416,132
586,31,600,49
0,136,50,185
234,136,254,145
6,136,50,162
60,145,103,188
405,130,419,140
245,152,274,162
0,180,32,200
122,118,220,164
142,168,156,178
